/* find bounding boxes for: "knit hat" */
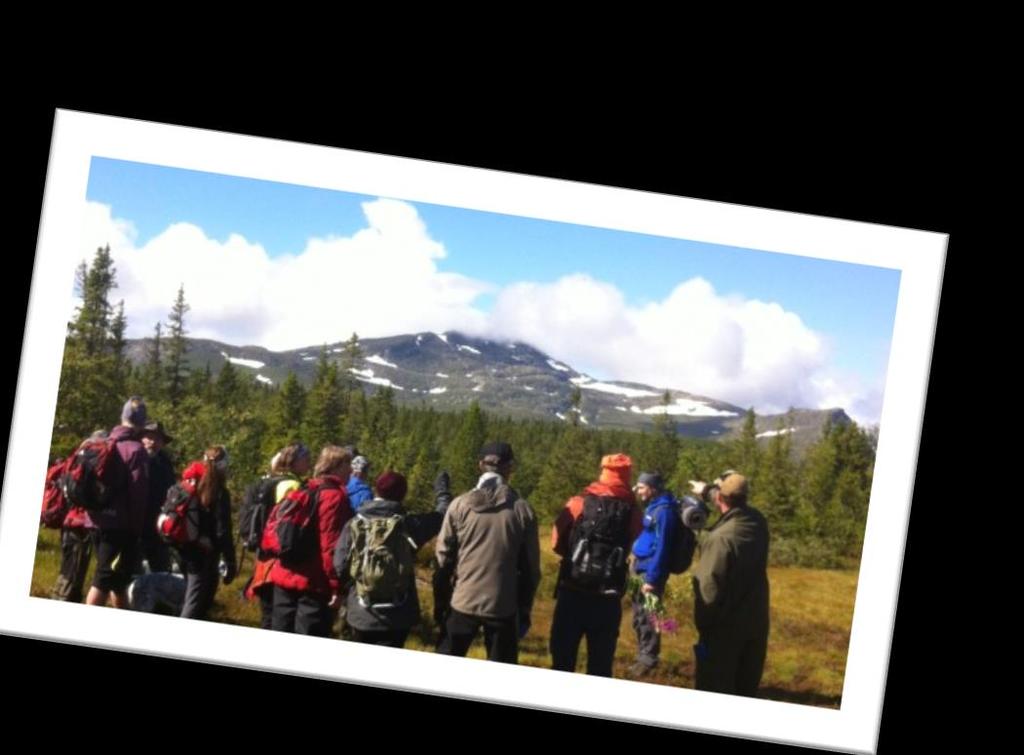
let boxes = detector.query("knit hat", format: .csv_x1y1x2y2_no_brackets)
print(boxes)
121,396,147,428
375,470,408,502
599,453,632,488
637,471,664,491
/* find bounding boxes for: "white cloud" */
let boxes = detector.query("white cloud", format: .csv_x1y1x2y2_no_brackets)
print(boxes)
488,274,878,422
85,198,490,350
85,200,881,423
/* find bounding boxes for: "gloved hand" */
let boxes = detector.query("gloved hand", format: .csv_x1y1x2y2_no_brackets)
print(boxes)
434,470,453,512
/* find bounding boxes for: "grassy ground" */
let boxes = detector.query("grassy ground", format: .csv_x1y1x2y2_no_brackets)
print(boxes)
32,527,854,708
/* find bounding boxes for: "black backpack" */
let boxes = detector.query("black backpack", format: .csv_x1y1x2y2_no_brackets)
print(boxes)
237,475,289,552
565,494,633,595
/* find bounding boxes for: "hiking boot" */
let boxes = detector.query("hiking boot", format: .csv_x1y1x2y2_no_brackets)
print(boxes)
627,661,658,679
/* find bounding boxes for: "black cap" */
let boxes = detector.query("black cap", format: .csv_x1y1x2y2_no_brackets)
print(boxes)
637,472,664,491
478,441,515,465
142,421,173,444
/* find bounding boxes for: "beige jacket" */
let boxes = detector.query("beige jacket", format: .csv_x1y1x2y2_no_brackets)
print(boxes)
435,481,541,619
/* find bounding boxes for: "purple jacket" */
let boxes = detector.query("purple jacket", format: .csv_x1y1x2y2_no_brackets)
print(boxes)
90,425,150,534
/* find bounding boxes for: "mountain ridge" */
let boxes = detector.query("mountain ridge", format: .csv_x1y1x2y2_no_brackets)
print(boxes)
126,330,851,446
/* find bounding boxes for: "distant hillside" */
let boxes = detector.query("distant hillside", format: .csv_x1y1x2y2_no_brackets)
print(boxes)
126,331,850,448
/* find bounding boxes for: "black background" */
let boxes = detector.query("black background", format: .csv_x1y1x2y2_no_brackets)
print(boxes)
4,92,962,752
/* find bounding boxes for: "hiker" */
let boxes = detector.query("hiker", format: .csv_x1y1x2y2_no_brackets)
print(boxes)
85,397,150,609
139,421,176,573
48,439,99,603
245,443,312,629
435,442,540,664
627,471,680,678
689,472,770,697
266,445,354,637
549,453,642,677
173,446,236,620
347,455,373,512
333,470,453,647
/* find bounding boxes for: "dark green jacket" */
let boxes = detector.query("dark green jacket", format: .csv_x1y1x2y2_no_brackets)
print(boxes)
692,505,770,641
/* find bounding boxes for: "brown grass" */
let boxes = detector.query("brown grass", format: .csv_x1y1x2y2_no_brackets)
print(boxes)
31,527,854,707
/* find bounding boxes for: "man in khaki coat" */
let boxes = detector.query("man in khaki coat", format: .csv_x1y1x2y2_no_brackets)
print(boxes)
691,472,770,697
435,442,540,663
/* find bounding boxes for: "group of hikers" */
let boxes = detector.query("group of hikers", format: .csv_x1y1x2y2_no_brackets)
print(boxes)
43,395,771,698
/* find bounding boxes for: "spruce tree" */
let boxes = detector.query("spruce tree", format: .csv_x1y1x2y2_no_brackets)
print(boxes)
735,408,761,479
109,300,129,398
340,332,364,391
165,285,190,407
441,401,488,493
142,321,164,400
54,246,124,447
758,412,797,539
305,347,344,450
532,426,599,521
215,359,240,409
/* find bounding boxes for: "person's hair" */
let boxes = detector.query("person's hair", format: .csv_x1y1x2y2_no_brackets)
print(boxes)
313,445,353,478
276,442,311,475
197,445,228,508
479,458,512,477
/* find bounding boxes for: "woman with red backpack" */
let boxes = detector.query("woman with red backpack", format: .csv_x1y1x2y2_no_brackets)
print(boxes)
265,445,354,637
245,442,312,628
170,446,237,620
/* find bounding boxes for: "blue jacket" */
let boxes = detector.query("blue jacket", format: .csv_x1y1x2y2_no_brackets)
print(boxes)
631,492,679,586
347,476,373,512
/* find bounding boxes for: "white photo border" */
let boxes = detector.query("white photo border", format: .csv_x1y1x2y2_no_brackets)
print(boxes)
0,110,948,755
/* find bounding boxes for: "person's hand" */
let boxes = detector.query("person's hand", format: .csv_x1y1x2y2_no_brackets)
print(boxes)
688,480,708,497
641,582,655,595
434,471,453,512
517,611,531,640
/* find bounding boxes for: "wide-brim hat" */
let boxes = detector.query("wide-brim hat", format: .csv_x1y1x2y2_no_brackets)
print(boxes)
142,421,173,444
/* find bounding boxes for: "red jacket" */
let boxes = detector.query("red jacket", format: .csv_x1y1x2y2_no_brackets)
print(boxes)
551,481,643,557
268,476,353,597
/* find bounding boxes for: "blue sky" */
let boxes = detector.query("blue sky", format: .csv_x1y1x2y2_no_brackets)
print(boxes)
83,158,900,423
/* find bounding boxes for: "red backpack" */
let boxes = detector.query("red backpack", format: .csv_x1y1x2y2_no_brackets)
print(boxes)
260,479,338,567
157,480,202,547
40,460,69,529
60,435,126,512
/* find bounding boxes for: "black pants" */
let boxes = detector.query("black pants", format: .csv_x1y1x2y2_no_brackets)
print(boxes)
695,631,768,698
549,586,622,677
272,586,332,637
51,528,93,602
439,608,518,663
91,529,139,593
350,628,410,648
630,579,666,668
258,587,274,630
181,553,219,620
